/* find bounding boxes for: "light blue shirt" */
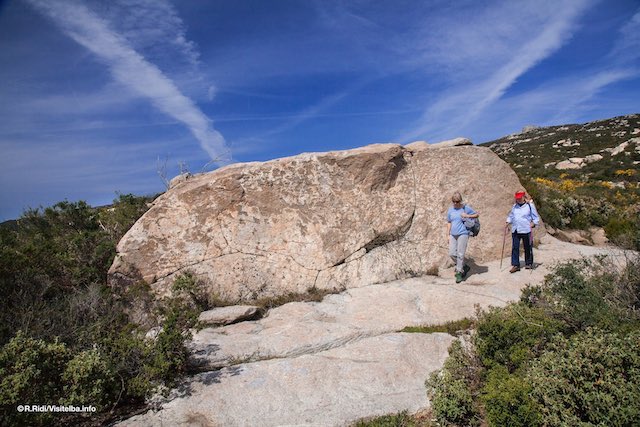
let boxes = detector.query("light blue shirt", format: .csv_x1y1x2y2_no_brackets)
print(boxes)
507,202,540,234
447,205,477,236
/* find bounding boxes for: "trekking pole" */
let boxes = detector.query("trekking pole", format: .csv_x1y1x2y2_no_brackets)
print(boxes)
530,226,535,275
500,230,505,270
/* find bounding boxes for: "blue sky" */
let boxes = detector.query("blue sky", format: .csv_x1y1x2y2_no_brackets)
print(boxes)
0,0,639,221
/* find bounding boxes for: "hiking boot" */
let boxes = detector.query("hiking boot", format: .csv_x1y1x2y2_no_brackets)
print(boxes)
455,272,463,283
509,266,520,273
525,264,534,270
462,264,470,277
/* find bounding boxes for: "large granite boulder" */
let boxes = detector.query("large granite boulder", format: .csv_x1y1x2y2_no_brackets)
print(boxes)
108,143,536,305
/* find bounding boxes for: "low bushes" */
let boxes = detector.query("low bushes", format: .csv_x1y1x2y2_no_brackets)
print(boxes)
0,195,208,426
426,340,481,426
428,254,640,426
475,304,563,372
528,329,640,426
521,176,640,251
0,332,71,425
0,278,199,426
481,365,541,427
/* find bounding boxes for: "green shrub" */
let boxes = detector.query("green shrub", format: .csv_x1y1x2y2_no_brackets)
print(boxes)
0,195,152,345
149,297,198,387
539,257,640,332
171,271,212,311
0,194,206,424
61,348,117,411
527,329,640,426
605,217,640,251
97,193,152,244
426,340,480,426
474,304,563,372
99,326,154,399
481,365,541,427
0,332,70,425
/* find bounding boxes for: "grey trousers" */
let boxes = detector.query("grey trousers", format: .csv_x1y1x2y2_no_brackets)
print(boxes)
449,234,469,273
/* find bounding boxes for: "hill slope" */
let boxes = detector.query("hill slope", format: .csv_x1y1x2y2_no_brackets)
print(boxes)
482,114,640,249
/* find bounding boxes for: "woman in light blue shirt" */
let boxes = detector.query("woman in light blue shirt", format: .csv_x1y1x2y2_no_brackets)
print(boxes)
506,190,540,272
446,192,479,283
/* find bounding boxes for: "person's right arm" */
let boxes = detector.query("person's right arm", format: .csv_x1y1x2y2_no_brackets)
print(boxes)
506,208,513,230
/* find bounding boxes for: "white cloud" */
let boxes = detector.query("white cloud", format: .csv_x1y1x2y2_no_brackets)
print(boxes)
466,68,638,140
398,0,594,142
26,0,229,162
610,8,640,63
96,0,202,72
207,85,217,102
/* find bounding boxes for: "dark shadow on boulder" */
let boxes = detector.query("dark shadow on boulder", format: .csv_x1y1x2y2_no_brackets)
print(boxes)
173,365,245,398
187,343,221,373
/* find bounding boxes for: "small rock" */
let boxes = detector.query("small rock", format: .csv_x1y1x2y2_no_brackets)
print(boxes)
611,141,629,156
198,305,260,326
145,327,163,341
404,141,430,152
555,229,590,245
589,227,609,247
568,157,585,165
430,137,472,148
584,154,603,163
556,160,582,170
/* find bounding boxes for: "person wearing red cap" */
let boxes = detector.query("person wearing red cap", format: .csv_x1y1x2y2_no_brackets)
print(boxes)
506,190,539,273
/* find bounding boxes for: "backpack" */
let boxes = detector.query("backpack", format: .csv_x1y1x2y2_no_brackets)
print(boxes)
462,205,480,237
464,217,481,237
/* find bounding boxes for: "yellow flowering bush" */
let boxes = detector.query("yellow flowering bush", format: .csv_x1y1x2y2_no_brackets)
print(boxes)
534,177,555,188
558,179,584,192
533,177,584,193
601,181,614,189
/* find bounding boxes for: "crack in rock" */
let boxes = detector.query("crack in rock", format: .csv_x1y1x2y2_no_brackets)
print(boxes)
331,210,416,268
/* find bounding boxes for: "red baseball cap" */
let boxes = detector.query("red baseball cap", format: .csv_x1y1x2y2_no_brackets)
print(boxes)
515,191,526,199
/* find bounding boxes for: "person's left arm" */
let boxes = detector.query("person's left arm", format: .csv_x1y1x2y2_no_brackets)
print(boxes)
529,203,540,227
461,205,479,219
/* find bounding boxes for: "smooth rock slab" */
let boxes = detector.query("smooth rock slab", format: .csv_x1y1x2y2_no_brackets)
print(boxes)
188,278,508,371
118,333,455,427
188,235,622,371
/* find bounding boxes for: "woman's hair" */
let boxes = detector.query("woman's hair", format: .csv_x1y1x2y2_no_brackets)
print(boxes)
451,192,462,203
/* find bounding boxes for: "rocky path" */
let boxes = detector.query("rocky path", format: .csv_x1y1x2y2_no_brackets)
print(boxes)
118,236,623,426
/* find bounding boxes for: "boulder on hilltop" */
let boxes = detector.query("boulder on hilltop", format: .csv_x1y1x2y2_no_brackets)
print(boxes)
108,142,539,315
429,137,473,148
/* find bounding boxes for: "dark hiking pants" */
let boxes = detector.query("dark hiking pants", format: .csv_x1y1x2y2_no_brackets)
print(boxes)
511,232,533,267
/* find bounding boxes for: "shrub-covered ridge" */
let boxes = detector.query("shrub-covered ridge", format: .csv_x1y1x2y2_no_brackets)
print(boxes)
482,114,640,250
